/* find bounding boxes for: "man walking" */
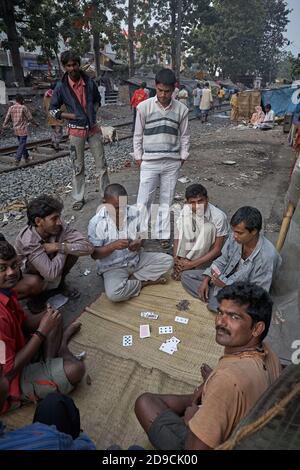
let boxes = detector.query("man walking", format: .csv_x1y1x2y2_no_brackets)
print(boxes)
2,94,38,166
134,68,190,248
49,50,109,210
200,82,213,123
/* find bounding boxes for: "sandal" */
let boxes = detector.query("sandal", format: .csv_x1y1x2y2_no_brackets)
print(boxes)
60,284,81,299
72,200,85,211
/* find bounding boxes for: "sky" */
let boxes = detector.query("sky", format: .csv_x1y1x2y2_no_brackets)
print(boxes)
286,0,300,55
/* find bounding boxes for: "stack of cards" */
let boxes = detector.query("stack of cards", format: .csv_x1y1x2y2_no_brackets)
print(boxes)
159,337,180,355
141,311,159,320
140,324,151,339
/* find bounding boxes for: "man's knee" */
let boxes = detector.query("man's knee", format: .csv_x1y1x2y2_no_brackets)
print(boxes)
106,289,126,303
63,359,85,386
135,392,155,418
180,271,192,288
161,254,174,270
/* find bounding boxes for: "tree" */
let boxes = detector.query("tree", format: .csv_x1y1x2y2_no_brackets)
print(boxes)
290,55,300,80
0,0,26,85
128,0,135,77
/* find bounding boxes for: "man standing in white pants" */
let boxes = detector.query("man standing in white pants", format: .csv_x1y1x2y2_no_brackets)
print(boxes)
133,68,190,249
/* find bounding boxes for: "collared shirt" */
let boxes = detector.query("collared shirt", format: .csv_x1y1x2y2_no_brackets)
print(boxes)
15,223,94,282
3,103,32,136
133,95,190,161
0,289,27,414
189,342,281,448
88,205,141,274
67,75,100,138
203,233,282,291
0,422,96,450
205,203,229,238
264,110,275,123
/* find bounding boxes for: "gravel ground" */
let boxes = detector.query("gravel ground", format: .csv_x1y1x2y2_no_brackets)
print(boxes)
0,114,231,210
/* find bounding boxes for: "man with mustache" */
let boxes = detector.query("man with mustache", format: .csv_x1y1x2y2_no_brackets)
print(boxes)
0,238,85,415
135,282,281,450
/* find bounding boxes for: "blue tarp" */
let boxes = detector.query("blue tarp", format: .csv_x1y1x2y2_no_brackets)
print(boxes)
262,85,300,116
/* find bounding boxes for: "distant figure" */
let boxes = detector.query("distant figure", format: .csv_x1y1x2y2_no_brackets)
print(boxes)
172,81,180,100
43,83,64,151
193,83,202,119
177,85,189,107
1,94,38,166
250,106,265,128
258,104,275,130
200,83,213,123
130,82,149,132
217,85,225,109
97,80,106,107
230,90,239,124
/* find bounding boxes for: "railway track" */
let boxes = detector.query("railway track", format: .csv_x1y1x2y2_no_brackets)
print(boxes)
0,107,230,174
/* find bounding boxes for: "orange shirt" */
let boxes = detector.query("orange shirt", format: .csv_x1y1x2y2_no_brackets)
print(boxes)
67,75,100,138
130,88,148,108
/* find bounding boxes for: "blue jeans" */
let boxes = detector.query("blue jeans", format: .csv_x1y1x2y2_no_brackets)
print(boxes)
16,135,29,161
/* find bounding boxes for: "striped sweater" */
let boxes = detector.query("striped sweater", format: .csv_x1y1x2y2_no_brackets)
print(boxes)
135,96,189,161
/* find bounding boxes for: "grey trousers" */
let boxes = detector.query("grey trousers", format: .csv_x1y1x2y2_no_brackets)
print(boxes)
181,269,219,312
69,133,109,202
103,252,173,302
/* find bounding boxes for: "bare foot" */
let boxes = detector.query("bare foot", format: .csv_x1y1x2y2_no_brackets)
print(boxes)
200,363,213,382
141,277,167,288
62,321,82,345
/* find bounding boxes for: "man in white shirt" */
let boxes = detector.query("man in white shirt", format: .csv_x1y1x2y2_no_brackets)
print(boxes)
173,184,229,280
88,184,173,302
258,104,275,130
193,84,202,119
200,83,213,123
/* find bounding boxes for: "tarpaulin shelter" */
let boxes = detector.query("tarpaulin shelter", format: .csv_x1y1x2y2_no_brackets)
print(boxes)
262,85,300,117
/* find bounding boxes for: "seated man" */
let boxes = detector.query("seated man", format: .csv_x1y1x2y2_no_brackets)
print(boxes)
14,194,94,308
0,375,95,450
88,184,173,302
258,104,275,130
173,184,229,280
0,238,85,414
135,282,282,450
181,206,281,312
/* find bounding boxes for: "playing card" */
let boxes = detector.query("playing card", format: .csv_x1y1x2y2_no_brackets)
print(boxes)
175,316,189,324
140,311,159,320
140,324,151,339
122,335,133,347
167,336,181,345
0,340,5,365
211,264,221,276
159,326,173,335
159,342,176,355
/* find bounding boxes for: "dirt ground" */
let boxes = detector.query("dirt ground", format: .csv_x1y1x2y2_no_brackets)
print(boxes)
1,116,293,328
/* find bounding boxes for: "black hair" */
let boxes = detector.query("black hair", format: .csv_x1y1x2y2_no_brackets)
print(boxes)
155,68,176,87
141,82,147,88
185,184,208,200
15,94,24,104
60,50,81,67
265,103,271,110
216,282,273,341
204,82,209,87
104,184,128,200
230,206,262,232
0,234,16,261
27,195,63,226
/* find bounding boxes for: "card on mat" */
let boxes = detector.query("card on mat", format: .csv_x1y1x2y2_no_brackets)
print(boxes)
140,324,151,339
140,311,159,320
167,336,180,345
159,342,176,355
159,326,173,335
123,335,133,347
175,316,189,324
0,340,5,365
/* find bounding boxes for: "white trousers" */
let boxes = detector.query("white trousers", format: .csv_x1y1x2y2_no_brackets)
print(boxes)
137,159,181,239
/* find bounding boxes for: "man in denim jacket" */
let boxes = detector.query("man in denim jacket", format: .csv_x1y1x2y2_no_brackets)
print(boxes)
181,206,281,312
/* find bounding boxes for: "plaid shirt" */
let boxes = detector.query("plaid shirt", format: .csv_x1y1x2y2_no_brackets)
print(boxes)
3,103,32,136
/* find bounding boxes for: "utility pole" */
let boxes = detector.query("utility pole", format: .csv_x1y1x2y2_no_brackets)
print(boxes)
92,0,101,78
175,0,182,82
128,0,135,77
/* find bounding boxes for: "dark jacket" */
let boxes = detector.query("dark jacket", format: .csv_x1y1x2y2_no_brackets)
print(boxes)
49,71,101,129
